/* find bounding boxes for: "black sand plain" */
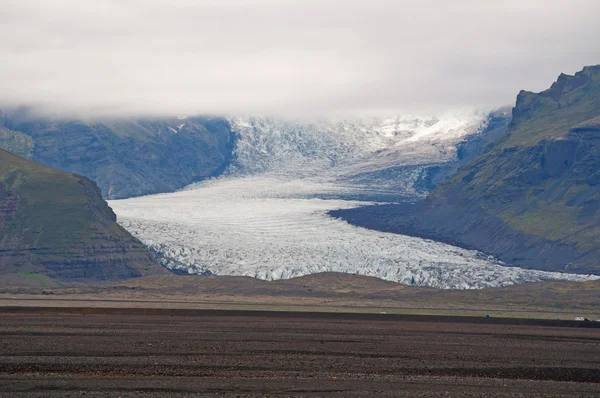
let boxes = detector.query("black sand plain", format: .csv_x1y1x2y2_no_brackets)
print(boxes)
0,308,599,397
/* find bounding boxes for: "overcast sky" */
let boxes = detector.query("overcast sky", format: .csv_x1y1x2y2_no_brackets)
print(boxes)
1,0,599,118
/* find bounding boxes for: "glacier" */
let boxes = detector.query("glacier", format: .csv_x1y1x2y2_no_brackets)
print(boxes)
109,111,599,289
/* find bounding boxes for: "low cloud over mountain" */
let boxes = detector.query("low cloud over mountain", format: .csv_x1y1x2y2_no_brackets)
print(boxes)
1,0,599,117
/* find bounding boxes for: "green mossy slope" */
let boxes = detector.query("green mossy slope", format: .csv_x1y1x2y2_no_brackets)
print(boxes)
0,148,166,280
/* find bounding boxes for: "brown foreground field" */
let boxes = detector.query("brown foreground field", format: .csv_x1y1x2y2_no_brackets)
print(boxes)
1,273,600,396
0,308,599,397
1,272,599,320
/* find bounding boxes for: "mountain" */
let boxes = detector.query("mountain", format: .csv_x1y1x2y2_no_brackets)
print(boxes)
0,148,166,280
0,110,235,199
332,65,600,275
0,109,505,202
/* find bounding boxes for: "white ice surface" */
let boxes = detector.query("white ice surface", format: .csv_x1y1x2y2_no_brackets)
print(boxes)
111,176,597,289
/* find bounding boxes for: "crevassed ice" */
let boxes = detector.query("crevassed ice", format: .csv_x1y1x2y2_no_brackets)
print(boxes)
109,112,599,289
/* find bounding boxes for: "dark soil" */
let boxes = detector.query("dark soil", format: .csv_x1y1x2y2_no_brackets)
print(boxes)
1,308,599,397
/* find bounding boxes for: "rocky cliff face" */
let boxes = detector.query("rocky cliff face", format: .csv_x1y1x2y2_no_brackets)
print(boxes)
0,111,235,199
0,148,166,280
332,66,600,275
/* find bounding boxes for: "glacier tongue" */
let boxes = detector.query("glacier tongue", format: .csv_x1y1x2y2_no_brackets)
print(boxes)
109,111,599,289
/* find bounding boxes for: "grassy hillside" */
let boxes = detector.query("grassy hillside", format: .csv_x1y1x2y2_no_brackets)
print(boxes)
438,66,600,267
0,111,235,199
0,148,166,280
333,65,600,274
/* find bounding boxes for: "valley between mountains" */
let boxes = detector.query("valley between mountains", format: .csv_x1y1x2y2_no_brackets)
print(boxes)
1,66,600,290
109,69,600,289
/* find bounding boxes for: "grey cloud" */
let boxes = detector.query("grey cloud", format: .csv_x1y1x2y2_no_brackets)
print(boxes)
1,0,599,117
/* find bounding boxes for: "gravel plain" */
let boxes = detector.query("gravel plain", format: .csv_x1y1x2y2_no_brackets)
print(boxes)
0,309,599,397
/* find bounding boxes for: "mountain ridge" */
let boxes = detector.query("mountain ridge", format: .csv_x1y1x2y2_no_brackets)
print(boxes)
0,110,236,199
331,65,600,275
